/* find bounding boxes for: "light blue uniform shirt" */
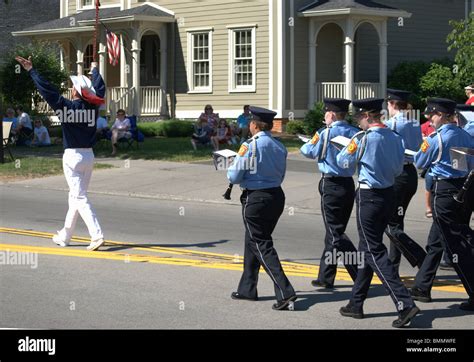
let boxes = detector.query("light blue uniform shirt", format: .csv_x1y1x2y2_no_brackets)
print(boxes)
384,112,422,162
227,131,287,190
300,120,359,177
336,126,405,189
415,123,474,179
464,121,474,137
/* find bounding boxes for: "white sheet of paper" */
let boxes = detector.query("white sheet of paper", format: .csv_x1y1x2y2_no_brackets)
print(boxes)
213,149,238,158
330,135,418,157
297,134,311,143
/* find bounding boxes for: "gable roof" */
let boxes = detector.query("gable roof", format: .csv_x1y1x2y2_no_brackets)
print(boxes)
300,0,396,12
13,4,174,36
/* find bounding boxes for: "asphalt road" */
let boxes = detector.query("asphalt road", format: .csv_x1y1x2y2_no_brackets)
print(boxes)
1,183,472,329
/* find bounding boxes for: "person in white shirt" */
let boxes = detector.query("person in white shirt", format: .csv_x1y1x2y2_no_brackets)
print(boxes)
110,109,131,156
31,119,51,146
15,105,33,145
96,116,109,139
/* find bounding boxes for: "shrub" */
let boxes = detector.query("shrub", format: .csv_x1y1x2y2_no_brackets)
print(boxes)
419,63,464,102
302,102,325,135
286,120,306,135
137,120,194,138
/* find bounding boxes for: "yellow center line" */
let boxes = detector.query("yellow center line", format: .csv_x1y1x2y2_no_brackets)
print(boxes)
0,227,467,294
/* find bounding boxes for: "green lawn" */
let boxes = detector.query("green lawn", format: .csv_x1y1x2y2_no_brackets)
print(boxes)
0,156,113,180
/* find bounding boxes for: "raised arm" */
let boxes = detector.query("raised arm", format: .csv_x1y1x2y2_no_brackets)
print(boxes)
90,62,106,98
15,56,72,111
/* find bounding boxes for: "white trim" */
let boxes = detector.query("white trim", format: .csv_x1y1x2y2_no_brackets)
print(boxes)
186,29,213,94
299,8,412,18
277,0,284,118
290,0,295,112
226,23,258,29
141,1,175,16
269,0,273,109
12,26,95,37
228,26,257,93
186,26,214,32
79,15,175,25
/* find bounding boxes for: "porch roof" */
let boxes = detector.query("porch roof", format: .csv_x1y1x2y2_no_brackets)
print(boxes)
12,4,175,37
298,0,411,18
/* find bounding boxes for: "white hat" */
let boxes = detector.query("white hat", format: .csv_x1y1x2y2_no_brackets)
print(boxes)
70,75,96,96
465,85,474,90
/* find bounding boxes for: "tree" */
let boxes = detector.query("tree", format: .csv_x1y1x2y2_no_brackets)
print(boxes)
0,41,69,110
419,63,464,102
447,13,474,86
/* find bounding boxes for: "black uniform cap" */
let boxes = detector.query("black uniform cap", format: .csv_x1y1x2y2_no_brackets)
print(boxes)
249,106,277,124
426,98,457,115
455,104,474,112
352,98,384,113
387,88,411,102
323,98,351,113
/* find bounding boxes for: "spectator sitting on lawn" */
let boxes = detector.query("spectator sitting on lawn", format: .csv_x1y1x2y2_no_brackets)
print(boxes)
191,118,212,151
3,108,18,141
31,119,51,147
15,105,33,145
110,109,131,156
211,118,232,151
199,104,219,130
236,105,251,143
96,115,109,139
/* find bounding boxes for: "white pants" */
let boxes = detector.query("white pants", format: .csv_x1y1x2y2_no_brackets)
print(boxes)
58,148,103,242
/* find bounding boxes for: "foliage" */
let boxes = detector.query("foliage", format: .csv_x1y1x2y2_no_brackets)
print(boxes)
285,120,306,135
419,63,464,102
137,120,194,138
0,41,68,110
302,102,325,135
447,13,474,86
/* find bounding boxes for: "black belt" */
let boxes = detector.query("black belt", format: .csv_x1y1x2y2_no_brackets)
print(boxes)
322,174,352,179
242,187,281,193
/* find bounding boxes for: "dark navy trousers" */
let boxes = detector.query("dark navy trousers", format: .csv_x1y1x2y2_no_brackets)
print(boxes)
237,187,295,302
317,176,358,285
350,187,415,312
415,178,474,298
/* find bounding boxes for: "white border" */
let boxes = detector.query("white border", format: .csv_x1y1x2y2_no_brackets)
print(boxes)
269,0,273,109
186,29,213,94
228,26,257,93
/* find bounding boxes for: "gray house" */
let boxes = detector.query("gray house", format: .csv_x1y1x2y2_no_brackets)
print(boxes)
11,0,473,122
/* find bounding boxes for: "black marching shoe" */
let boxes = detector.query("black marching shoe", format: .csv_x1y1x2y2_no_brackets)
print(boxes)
439,261,454,271
459,298,474,311
410,287,432,303
392,306,420,328
272,295,297,311
339,304,364,319
231,292,258,301
311,279,334,289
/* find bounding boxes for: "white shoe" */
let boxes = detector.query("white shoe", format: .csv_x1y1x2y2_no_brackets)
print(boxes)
87,238,105,251
52,233,69,247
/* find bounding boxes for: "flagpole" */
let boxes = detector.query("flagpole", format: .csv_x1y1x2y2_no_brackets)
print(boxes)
93,0,100,63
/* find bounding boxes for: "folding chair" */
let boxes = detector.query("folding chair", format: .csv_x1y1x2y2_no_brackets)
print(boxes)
117,115,144,150
2,121,15,161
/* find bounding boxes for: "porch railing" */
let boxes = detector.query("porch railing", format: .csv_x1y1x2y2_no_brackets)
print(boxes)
141,86,163,115
314,82,382,102
108,87,135,117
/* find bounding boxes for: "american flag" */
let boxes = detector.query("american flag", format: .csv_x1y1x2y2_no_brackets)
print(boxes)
106,30,120,66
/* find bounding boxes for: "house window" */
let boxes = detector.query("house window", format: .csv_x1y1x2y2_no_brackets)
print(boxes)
228,26,256,92
187,29,213,93
77,0,94,10
83,0,93,6
83,44,94,74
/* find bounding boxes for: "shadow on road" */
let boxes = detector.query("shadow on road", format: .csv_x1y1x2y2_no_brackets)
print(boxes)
103,239,231,252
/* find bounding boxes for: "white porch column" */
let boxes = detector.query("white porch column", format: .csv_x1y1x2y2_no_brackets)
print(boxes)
379,20,388,99
308,19,317,109
98,32,107,82
120,34,128,87
344,18,355,100
159,25,168,117
131,27,141,116
76,39,84,76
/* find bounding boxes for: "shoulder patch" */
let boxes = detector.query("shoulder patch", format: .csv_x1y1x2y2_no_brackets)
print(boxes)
420,139,430,153
310,132,320,145
347,139,358,155
238,144,249,156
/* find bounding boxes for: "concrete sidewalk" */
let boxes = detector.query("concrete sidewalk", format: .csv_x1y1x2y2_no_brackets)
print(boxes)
2,152,432,222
